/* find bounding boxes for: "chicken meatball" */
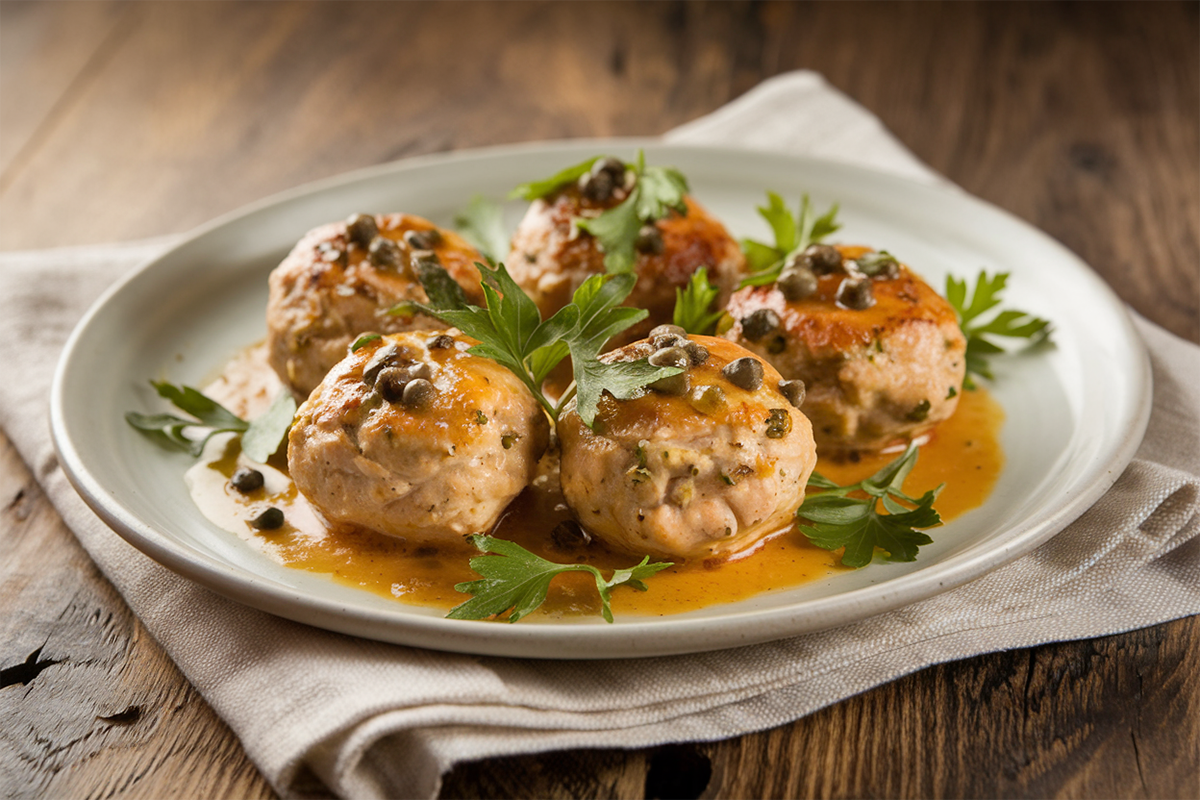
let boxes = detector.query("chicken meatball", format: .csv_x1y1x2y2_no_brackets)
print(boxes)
288,331,549,541
557,332,817,561
507,165,744,342
723,245,967,456
267,213,486,397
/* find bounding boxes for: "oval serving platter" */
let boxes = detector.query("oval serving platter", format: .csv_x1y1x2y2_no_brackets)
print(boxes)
49,140,1151,658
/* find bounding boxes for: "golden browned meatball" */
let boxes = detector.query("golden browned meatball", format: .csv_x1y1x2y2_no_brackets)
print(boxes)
723,245,966,456
507,187,744,343
266,213,486,397
557,333,816,561
288,331,549,541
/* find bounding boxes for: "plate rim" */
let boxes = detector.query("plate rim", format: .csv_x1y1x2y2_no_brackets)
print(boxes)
49,138,1153,659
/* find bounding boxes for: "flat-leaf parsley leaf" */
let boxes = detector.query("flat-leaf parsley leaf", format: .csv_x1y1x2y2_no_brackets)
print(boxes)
447,534,673,623
740,191,841,287
946,271,1053,389
797,444,943,568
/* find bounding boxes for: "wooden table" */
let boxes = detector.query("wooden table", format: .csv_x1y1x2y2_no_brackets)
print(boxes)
2,2,1197,797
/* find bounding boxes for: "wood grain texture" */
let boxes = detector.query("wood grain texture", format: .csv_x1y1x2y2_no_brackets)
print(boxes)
0,2,1196,799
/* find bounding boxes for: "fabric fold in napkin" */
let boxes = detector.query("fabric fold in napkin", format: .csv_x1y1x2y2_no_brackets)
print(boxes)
1,70,1198,800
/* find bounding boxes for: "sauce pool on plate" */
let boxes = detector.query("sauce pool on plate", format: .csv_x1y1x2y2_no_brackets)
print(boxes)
189,345,1004,620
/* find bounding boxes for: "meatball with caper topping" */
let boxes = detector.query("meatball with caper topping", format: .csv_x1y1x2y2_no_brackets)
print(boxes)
287,331,549,541
557,335,816,561
723,245,967,456
506,175,745,345
266,213,486,397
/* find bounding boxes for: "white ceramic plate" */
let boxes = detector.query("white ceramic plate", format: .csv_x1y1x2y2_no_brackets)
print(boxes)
50,140,1151,659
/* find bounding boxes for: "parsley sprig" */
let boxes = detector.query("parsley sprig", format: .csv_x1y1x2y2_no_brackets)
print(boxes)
126,381,296,463
392,260,682,428
672,266,724,335
447,534,673,623
512,152,689,274
453,195,510,264
946,271,1053,389
797,444,942,568
740,191,841,287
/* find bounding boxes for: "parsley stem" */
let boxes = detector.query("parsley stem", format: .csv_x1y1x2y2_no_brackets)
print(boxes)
553,381,578,418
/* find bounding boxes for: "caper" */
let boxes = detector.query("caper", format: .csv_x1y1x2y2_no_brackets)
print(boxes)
648,368,689,395
367,235,402,269
501,432,520,450
740,308,781,342
855,251,899,279
765,408,792,439
648,346,690,369
907,399,932,422
722,357,764,391
682,340,709,365
250,507,284,530
401,378,437,410
579,169,615,203
362,343,401,385
836,276,875,310
649,324,687,339
428,333,455,350
635,224,664,254
778,378,806,409
229,467,264,494
688,384,727,415
777,266,818,301
651,332,686,350
804,243,844,274
345,213,379,247
593,156,626,180
410,249,441,269
375,365,411,403
550,519,592,550
767,336,787,355
404,228,442,250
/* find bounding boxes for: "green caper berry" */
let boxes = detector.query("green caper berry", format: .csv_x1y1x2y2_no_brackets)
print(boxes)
635,225,664,255
362,343,401,386
765,408,792,439
476,410,488,425
767,336,787,355
404,228,443,250
229,467,264,494
804,244,843,274
722,357,764,391
740,308,781,342
651,333,686,350
345,214,379,247
501,433,519,450
375,366,410,403
836,276,875,310
683,341,709,365
401,378,437,410
550,519,591,550
250,507,284,530
579,169,615,202
648,346,690,369
367,235,402,269
855,251,899,279
907,399,932,422
649,324,687,339
688,384,727,415
777,266,818,301
778,379,807,409
428,333,455,350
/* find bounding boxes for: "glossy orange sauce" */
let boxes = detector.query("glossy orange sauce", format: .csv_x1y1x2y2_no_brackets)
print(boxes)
189,353,1004,620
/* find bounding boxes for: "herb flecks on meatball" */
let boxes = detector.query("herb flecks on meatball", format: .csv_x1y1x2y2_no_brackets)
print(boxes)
266,213,486,397
724,245,967,456
557,335,817,561
288,331,549,542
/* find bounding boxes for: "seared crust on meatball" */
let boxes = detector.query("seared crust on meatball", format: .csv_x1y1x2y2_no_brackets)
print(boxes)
266,213,486,397
288,331,549,541
724,246,967,455
507,189,744,343
557,335,816,561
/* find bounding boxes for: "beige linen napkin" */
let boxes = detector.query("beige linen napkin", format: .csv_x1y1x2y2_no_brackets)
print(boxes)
2,71,1198,799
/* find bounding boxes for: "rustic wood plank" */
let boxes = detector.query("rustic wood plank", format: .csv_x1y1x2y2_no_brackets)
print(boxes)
0,431,274,800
